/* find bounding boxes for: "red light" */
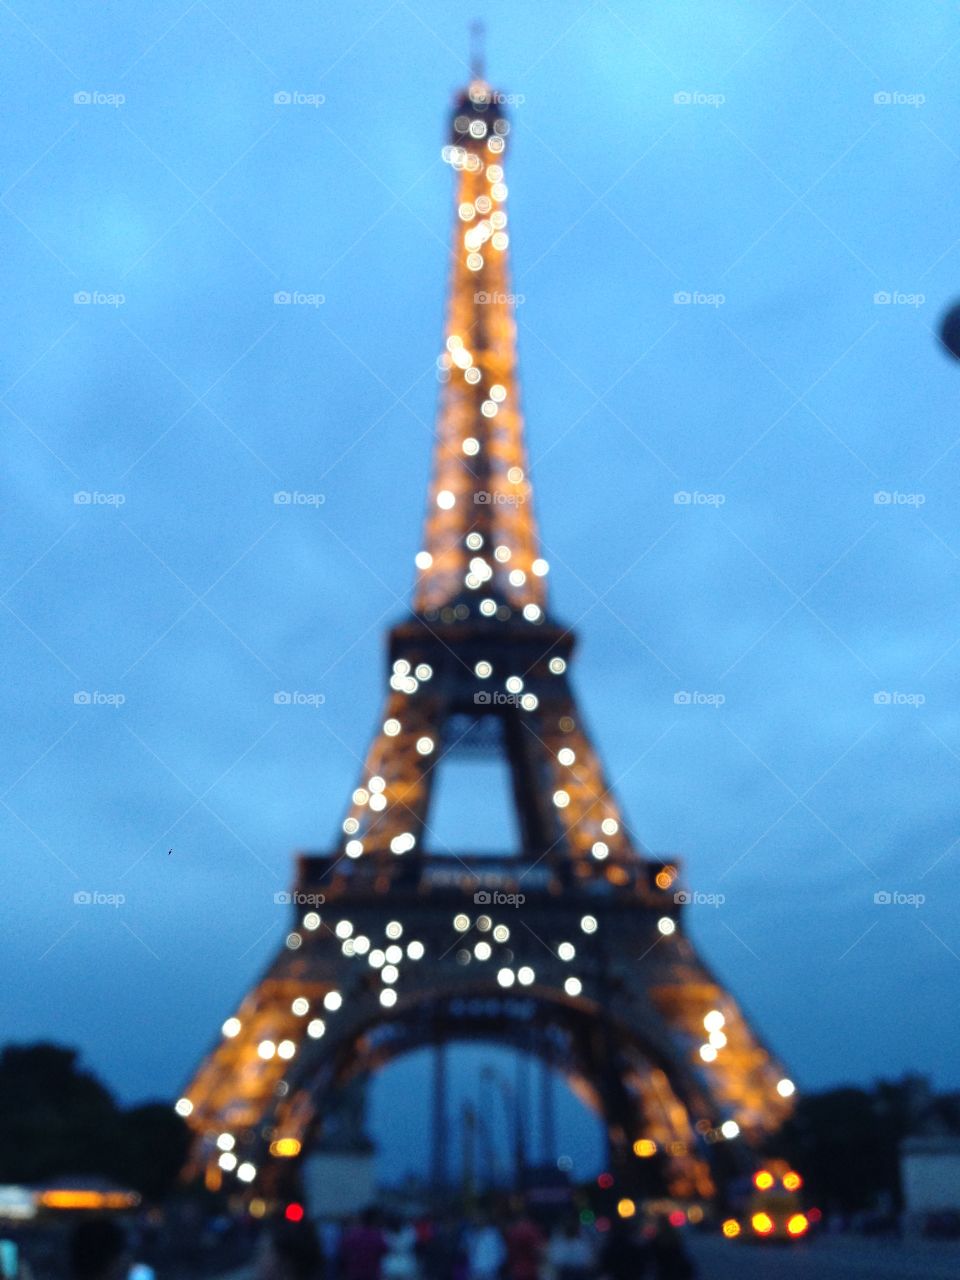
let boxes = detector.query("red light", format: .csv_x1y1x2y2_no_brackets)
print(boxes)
597,1173,614,1189
595,1217,611,1233
285,1203,305,1223
807,1207,822,1224
668,1210,686,1228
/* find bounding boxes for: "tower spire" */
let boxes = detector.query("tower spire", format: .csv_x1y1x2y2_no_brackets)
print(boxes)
469,20,486,82
414,75,548,622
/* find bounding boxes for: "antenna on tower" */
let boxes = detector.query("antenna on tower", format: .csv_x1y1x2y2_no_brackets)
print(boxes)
469,19,486,81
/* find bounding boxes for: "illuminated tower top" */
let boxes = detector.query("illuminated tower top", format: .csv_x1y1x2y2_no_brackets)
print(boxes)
413,78,548,621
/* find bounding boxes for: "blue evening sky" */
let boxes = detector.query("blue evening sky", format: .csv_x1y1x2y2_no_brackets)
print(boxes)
2,1,960,1180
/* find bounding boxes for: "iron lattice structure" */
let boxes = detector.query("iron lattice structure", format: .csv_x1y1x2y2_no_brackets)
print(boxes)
181,78,794,1202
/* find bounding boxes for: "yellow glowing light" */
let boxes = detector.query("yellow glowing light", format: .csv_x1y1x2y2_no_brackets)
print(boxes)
783,1172,803,1192
754,1170,774,1191
786,1213,808,1237
633,1139,657,1158
616,1198,636,1219
721,1219,741,1239
751,1213,774,1236
270,1137,302,1158
40,1190,140,1210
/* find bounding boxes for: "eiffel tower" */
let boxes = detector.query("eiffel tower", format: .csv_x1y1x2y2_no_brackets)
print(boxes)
179,70,795,1203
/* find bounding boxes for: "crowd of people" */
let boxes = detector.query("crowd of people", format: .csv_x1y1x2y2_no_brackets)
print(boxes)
251,1206,697,1280
0,1205,697,1280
